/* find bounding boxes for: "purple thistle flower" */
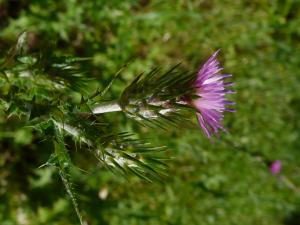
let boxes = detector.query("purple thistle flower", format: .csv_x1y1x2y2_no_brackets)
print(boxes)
269,160,281,175
191,51,235,138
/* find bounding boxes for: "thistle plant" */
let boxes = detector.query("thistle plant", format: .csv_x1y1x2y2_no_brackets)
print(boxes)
0,33,234,224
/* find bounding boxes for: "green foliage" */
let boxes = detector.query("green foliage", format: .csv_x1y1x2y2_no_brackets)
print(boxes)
0,31,172,223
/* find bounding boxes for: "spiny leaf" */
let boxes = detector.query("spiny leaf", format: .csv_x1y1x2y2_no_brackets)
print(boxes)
34,48,93,93
89,63,127,102
55,115,168,182
53,120,84,225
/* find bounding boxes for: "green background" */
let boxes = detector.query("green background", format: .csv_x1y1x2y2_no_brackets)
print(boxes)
0,0,300,224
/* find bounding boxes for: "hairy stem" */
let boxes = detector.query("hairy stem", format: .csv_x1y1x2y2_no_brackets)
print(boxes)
92,100,121,114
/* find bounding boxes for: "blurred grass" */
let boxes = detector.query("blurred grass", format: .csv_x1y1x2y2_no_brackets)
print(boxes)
0,0,300,224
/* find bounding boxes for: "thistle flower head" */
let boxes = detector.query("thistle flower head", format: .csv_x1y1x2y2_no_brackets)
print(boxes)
191,51,235,137
119,51,234,137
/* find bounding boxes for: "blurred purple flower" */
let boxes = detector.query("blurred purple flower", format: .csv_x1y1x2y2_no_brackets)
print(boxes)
191,51,235,138
269,160,281,175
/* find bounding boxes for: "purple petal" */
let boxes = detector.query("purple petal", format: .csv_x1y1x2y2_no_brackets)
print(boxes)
191,51,235,138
